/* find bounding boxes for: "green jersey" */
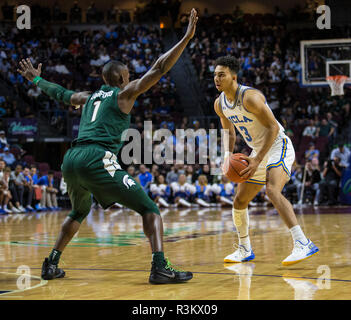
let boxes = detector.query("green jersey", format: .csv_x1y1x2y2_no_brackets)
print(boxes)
73,84,131,154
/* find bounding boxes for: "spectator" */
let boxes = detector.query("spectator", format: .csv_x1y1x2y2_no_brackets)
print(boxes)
330,143,351,168
0,167,20,213
149,174,170,207
31,166,47,211
317,157,343,205
22,167,35,211
0,159,5,180
317,118,335,138
297,160,321,205
185,165,194,184
302,119,318,138
86,1,98,23
127,165,137,178
0,147,16,167
137,164,153,192
60,177,67,195
38,171,59,210
70,1,82,23
0,131,8,148
170,174,195,207
27,85,42,99
211,175,234,206
166,164,180,184
9,165,26,212
194,175,212,207
305,143,320,161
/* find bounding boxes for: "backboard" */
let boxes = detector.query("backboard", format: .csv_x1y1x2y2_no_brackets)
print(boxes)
300,38,351,87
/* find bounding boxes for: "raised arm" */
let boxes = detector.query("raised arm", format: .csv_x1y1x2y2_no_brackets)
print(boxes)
118,8,198,114
17,58,90,107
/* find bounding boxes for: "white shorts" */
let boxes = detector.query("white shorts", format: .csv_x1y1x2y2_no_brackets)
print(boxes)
246,136,295,185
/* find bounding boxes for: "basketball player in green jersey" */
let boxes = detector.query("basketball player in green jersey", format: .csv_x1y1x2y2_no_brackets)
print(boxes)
17,9,198,284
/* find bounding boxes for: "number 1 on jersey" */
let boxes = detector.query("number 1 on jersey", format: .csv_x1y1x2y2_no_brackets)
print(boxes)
91,101,101,122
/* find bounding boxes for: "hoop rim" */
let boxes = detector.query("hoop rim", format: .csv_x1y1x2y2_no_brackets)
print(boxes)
326,75,348,82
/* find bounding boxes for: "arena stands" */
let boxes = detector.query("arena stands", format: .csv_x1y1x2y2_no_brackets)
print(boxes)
0,3,350,213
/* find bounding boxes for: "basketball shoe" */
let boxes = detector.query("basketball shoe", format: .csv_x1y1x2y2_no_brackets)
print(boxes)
282,239,319,266
41,257,65,280
149,258,193,284
224,244,255,263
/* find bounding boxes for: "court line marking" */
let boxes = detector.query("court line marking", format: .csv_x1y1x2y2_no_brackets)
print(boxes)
1,267,350,283
0,271,48,297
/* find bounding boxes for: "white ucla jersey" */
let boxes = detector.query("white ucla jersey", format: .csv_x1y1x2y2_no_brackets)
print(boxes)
219,85,286,150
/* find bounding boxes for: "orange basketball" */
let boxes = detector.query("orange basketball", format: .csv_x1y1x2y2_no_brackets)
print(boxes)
224,153,249,183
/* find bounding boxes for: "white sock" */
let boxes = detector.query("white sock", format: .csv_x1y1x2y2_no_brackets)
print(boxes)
196,198,210,207
158,197,169,207
239,235,251,251
290,225,308,245
178,198,191,207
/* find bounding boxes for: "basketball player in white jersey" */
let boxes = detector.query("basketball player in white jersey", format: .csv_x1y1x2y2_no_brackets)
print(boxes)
213,56,319,266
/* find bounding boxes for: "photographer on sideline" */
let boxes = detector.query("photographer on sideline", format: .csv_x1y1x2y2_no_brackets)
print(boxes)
317,156,343,206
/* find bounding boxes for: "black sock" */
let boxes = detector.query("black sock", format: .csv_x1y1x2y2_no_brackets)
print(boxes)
152,251,165,267
48,249,61,265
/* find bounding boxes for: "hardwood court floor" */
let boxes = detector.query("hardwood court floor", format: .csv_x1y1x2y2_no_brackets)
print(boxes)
0,205,351,300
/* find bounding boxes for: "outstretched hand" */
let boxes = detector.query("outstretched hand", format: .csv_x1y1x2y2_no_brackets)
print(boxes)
17,58,42,82
185,8,198,40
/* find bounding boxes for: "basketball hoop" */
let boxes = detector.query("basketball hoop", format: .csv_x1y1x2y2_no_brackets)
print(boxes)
326,75,348,96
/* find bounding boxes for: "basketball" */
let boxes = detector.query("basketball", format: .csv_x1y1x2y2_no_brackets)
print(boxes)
224,153,249,183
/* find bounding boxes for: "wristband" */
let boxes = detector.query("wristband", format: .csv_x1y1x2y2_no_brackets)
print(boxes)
33,76,42,85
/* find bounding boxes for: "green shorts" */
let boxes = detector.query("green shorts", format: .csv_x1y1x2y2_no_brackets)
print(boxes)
61,144,159,223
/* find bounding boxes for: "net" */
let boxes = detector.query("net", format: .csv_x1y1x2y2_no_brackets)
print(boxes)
326,75,348,96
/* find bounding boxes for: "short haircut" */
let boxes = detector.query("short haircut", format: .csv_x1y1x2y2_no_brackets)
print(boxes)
102,60,126,86
215,55,240,74
48,170,54,175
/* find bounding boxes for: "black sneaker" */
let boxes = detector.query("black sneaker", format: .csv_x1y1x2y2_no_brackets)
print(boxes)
149,258,193,284
41,257,65,280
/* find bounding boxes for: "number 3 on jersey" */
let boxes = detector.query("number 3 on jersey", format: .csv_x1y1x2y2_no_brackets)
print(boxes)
91,101,101,122
239,126,252,142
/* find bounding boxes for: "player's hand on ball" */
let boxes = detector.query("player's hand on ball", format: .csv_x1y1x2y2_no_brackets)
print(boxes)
238,155,260,180
17,58,42,82
185,8,198,40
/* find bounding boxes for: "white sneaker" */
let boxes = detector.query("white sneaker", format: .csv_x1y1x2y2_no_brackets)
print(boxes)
18,205,26,212
224,244,255,263
4,207,12,214
282,239,319,266
12,207,21,213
